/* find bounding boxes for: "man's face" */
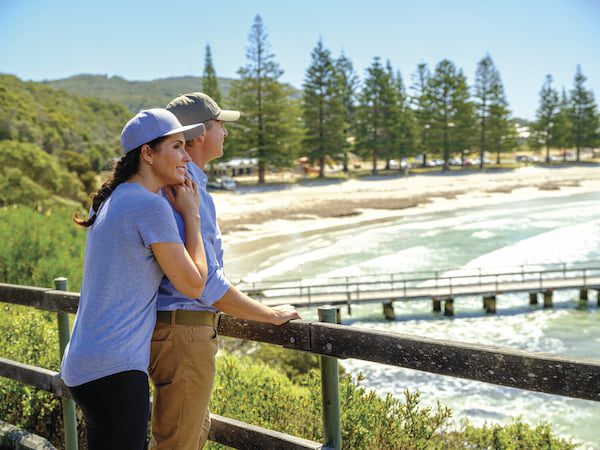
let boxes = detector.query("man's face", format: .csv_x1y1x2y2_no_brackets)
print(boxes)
204,119,228,162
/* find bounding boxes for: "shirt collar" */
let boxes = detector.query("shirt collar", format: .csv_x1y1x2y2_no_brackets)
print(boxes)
187,161,208,186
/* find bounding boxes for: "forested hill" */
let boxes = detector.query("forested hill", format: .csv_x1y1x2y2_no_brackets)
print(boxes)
0,73,131,209
44,74,236,112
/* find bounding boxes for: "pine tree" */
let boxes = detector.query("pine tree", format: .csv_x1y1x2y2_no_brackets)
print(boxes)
474,55,511,168
411,63,433,167
533,75,560,163
428,59,475,170
568,65,599,162
227,15,302,183
475,57,513,165
394,69,415,169
202,44,222,105
302,39,346,178
553,88,572,162
335,52,359,172
356,57,396,174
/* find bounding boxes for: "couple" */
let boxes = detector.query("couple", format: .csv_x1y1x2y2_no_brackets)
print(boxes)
60,93,301,450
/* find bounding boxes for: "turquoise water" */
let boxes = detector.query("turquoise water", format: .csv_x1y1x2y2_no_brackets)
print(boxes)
225,190,600,447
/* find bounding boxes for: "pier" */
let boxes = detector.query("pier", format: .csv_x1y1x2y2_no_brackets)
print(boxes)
240,262,600,318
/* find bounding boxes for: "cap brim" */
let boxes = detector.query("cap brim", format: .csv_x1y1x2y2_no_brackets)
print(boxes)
215,110,240,121
163,122,205,141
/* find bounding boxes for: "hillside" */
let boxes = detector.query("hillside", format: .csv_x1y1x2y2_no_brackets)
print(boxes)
0,73,133,208
44,74,236,112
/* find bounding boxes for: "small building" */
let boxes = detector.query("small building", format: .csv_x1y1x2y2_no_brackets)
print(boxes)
209,158,258,177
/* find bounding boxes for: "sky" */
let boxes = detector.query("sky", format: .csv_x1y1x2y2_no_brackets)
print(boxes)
0,0,598,120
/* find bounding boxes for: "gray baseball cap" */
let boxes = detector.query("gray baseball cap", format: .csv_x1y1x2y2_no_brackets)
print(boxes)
120,108,205,154
166,92,241,126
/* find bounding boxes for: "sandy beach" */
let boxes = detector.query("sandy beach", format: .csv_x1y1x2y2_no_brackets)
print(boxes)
213,166,600,244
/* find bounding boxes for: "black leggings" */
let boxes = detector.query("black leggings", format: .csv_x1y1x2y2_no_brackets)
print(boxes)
69,370,149,450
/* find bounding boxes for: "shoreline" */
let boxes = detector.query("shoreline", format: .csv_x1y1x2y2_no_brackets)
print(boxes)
214,166,600,246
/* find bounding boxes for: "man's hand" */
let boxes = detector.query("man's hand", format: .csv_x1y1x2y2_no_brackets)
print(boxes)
270,304,302,325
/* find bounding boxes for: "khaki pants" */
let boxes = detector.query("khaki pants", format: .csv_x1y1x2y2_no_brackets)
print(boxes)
149,320,218,450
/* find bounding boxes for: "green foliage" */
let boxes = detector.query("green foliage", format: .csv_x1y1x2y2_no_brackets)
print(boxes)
450,418,576,449
0,141,87,209
0,207,85,290
302,39,347,177
0,74,129,165
356,57,399,174
532,74,561,162
335,53,360,172
202,44,223,106
568,65,600,161
475,54,513,167
428,59,476,170
0,305,72,447
207,354,574,449
227,15,303,183
411,63,435,166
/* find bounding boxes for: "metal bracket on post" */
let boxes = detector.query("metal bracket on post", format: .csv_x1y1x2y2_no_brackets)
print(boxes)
318,306,342,450
54,277,78,450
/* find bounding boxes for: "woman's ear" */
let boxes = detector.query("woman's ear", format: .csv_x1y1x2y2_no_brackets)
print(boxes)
140,144,154,165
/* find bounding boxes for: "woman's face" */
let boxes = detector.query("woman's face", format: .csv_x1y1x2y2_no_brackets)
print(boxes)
151,133,191,185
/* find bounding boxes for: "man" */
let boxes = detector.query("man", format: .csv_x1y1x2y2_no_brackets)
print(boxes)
149,92,301,450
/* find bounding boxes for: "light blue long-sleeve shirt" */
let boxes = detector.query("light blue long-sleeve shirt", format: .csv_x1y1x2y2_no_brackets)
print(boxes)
157,162,230,312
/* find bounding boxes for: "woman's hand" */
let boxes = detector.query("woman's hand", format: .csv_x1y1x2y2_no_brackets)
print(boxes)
165,177,200,219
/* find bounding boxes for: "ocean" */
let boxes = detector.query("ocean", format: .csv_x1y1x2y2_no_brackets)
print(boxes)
225,189,600,447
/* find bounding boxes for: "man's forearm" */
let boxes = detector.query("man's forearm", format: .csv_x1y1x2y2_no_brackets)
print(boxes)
213,285,278,324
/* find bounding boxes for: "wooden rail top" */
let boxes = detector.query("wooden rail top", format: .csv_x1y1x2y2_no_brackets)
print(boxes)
1,282,599,402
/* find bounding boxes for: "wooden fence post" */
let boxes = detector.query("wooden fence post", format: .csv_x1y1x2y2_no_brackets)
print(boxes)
318,307,342,450
54,277,78,450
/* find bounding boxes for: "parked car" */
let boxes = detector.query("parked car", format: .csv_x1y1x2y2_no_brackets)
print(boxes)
207,175,237,191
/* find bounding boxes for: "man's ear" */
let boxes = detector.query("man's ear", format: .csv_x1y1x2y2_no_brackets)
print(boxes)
187,134,205,151
140,144,154,165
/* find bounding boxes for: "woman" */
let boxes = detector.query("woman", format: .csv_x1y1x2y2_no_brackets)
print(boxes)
61,108,208,450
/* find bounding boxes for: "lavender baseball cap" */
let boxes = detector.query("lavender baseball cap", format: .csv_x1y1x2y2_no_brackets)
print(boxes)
120,108,205,154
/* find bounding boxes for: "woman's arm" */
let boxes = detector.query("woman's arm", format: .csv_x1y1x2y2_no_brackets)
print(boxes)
152,178,208,299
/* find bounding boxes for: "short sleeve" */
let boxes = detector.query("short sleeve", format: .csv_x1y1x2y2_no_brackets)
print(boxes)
137,196,182,247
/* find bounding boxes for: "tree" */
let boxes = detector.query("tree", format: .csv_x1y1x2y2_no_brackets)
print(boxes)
202,44,222,105
553,88,572,162
428,60,475,170
410,63,434,167
568,65,599,162
533,75,560,163
302,39,346,178
474,55,512,168
356,57,397,174
228,15,302,183
335,52,360,172
393,69,416,169
474,56,513,165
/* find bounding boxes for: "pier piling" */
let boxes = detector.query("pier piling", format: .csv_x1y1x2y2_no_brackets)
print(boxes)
382,301,395,320
483,295,496,314
432,298,442,313
543,290,553,308
529,292,538,305
443,298,454,316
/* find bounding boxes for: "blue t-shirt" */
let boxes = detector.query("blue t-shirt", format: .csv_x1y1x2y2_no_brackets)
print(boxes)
61,182,182,387
157,162,230,312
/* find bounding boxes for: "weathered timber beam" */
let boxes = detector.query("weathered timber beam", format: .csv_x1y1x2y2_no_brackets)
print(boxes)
0,358,70,398
310,323,600,401
218,315,311,351
208,414,321,450
0,284,79,313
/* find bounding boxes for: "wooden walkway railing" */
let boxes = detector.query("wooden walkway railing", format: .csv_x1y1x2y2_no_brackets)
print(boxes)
238,263,600,313
0,281,599,449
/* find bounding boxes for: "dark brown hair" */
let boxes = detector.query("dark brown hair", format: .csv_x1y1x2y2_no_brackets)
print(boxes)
73,136,167,227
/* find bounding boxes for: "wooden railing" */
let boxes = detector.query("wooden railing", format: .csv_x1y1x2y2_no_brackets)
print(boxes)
0,281,599,449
